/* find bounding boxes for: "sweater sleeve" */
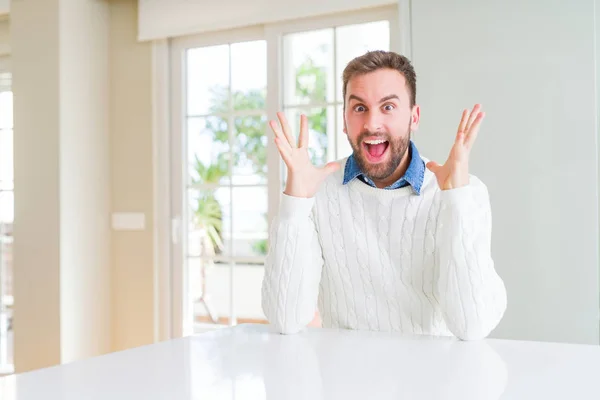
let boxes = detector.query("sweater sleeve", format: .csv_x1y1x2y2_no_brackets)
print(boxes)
434,176,507,340
261,193,324,334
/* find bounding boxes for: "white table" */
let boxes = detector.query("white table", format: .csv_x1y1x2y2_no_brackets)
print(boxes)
1,323,599,399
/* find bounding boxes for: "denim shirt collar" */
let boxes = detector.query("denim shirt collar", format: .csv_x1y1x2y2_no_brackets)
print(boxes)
342,140,425,194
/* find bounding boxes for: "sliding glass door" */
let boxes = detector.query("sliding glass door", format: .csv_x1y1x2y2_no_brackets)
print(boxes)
0,56,13,374
170,6,398,335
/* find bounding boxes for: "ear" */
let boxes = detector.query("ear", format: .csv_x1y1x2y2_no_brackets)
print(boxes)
410,105,421,131
342,108,348,134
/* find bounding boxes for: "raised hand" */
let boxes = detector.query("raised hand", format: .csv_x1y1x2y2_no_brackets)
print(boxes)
426,104,485,190
270,112,340,198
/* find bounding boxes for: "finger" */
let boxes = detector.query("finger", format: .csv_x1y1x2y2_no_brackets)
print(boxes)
274,137,293,166
426,161,442,173
458,108,469,131
457,109,469,139
465,104,482,131
455,129,467,145
298,114,308,148
464,111,485,149
276,111,296,147
269,120,293,152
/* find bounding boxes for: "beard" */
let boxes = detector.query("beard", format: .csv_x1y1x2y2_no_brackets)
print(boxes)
348,121,411,181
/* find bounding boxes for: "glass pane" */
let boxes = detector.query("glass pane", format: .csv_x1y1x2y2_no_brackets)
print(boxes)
0,192,12,225
187,188,231,258
187,117,230,185
231,41,266,111
232,115,267,185
283,107,333,167
233,262,266,323
188,257,231,325
0,73,11,92
231,186,268,257
280,155,288,192
187,45,229,116
0,92,13,129
0,223,12,369
336,105,353,159
283,29,334,106
0,130,12,190
335,20,390,102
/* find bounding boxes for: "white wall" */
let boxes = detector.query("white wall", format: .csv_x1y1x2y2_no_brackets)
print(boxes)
9,0,156,368
12,0,62,373
137,0,395,40
110,0,156,352
597,0,600,303
12,0,112,372
411,0,599,344
59,0,111,364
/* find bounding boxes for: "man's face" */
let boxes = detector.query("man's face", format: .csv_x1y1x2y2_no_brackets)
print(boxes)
344,68,420,181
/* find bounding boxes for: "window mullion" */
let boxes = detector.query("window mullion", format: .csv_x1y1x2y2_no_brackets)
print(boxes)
333,27,339,161
266,27,283,233
227,44,237,326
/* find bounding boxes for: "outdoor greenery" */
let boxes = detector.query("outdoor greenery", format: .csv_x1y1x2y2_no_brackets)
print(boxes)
191,55,328,259
191,155,227,256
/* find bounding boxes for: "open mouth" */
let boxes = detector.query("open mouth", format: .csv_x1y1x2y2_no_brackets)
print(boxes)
362,138,389,162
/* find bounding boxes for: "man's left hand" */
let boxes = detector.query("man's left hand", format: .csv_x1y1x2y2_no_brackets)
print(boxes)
426,104,485,190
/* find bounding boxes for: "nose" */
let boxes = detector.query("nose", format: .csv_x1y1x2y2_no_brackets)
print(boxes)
363,110,383,133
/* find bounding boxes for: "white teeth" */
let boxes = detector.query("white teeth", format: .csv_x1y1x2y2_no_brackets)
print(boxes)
364,139,387,145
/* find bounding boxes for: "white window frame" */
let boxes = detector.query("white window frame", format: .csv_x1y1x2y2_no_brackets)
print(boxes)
160,5,402,338
0,54,12,375
169,25,272,337
273,7,400,176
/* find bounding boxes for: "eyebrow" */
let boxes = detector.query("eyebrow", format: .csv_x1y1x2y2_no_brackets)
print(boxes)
347,94,400,104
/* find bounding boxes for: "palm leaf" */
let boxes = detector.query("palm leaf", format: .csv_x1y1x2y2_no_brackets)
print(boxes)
194,192,224,253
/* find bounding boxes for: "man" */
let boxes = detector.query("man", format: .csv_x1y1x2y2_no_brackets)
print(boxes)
261,50,507,340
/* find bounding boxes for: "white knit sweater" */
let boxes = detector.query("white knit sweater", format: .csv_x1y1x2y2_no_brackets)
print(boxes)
261,157,507,340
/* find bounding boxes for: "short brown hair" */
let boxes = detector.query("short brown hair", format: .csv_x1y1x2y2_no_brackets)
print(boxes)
342,50,417,107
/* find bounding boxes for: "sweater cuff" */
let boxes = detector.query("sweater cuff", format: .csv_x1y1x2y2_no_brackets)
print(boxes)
437,184,476,216
279,193,315,221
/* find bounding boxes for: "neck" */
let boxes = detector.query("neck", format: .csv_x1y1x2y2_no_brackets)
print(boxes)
371,149,412,189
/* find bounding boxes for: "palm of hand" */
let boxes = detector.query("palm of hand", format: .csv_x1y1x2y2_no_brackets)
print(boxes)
270,112,340,198
426,104,485,190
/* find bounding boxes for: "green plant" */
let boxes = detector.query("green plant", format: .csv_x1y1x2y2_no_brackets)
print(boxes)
191,153,228,185
251,239,268,256
191,54,329,258
251,211,269,256
191,155,228,255
205,87,268,179
193,191,224,254
293,56,329,165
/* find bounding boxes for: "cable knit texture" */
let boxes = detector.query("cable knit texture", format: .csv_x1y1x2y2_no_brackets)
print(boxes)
261,157,507,340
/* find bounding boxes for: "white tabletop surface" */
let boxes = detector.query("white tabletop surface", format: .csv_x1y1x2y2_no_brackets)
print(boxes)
1,323,599,399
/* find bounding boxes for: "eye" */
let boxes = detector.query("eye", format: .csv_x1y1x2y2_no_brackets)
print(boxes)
383,103,395,112
353,105,366,112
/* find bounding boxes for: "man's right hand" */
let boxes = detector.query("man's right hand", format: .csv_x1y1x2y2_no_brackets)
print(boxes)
270,112,340,198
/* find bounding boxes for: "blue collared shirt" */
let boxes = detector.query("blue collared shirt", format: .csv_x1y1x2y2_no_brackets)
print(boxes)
342,140,425,194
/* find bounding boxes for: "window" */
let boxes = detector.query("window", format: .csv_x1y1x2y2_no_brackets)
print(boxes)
281,20,391,171
0,61,12,373
170,7,397,334
186,40,268,327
